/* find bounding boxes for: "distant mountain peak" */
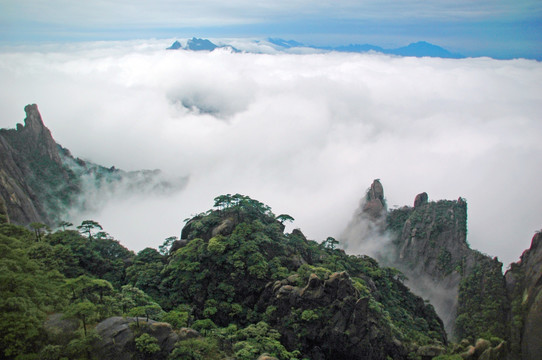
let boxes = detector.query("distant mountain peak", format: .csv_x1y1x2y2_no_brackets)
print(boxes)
166,38,463,59
388,41,463,58
267,38,305,48
166,40,182,50
186,37,217,51
166,38,239,53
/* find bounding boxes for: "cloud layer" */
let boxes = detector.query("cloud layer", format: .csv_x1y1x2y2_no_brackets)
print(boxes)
0,39,541,266
2,1,540,59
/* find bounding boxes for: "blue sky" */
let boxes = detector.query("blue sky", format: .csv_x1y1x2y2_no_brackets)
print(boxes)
1,0,541,59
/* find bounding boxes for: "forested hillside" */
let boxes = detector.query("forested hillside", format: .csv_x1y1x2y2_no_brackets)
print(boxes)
1,194,448,359
1,106,540,360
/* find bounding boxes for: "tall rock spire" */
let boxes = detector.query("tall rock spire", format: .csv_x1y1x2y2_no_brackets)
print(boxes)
19,104,62,164
362,179,386,218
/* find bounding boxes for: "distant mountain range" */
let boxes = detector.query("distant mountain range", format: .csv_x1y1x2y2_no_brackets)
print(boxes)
168,37,464,59
167,37,239,52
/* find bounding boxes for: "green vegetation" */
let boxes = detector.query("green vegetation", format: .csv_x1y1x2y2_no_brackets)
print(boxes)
455,254,508,341
0,195,453,359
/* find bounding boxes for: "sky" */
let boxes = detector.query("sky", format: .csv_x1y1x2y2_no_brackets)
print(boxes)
1,0,541,59
0,39,541,268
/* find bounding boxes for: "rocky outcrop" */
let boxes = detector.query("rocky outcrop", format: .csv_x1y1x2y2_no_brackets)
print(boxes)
389,195,508,339
0,104,186,228
43,313,79,346
257,271,410,360
362,179,386,218
416,344,446,360
413,192,428,207
0,193,9,223
181,216,237,242
166,40,182,50
447,338,506,360
94,317,186,360
344,181,509,340
505,232,542,360
0,104,71,225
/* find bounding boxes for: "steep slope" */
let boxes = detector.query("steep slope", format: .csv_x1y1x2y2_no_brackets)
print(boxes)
342,180,508,340
0,104,186,227
161,194,447,359
505,232,542,360
1,194,447,359
0,104,79,225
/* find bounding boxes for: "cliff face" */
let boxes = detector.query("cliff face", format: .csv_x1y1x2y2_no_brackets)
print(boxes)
0,104,187,228
167,198,447,360
505,232,542,360
387,198,470,335
343,181,508,341
0,104,78,225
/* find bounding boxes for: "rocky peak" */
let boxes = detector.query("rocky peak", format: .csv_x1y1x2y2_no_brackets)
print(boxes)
18,104,62,164
505,231,542,360
362,179,386,218
0,104,77,225
22,104,46,133
414,192,428,207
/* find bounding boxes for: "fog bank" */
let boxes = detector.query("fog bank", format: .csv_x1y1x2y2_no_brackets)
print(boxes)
0,39,540,266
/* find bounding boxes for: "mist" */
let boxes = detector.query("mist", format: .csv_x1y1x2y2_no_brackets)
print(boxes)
0,39,540,266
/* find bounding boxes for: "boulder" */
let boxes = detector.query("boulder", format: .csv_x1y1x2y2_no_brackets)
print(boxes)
211,217,236,237
460,345,475,360
257,354,279,360
177,327,201,340
43,313,79,345
94,317,180,360
181,216,237,242
417,344,446,360
474,339,491,358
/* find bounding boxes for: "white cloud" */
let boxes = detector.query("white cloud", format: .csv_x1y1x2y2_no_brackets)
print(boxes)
0,39,541,267
2,0,538,30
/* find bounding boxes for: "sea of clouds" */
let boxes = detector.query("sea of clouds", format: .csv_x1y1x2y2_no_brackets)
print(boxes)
0,39,540,266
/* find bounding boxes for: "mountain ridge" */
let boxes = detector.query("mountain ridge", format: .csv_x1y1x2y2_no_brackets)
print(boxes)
1,106,540,360
342,179,541,359
166,38,464,58
0,104,186,228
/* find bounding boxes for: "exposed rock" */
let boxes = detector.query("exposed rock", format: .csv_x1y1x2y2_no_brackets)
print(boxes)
177,327,201,340
170,238,189,253
414,192,428,207
185,37,218,51
257,271,415,359
42,313,79,346
385,190,507,339
94,317,180,360
167,40,182,50
456,339,506,360
505,232,542,360
257,354,279,360
291,228,307,241
417,344,446,360
461,345,476,360
211,217,236,237
344,180,512,342
0,193,8,223
0,104,186,227
474,339,491,358
181,216,237,242
362,179,386,218
0,104,67,225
